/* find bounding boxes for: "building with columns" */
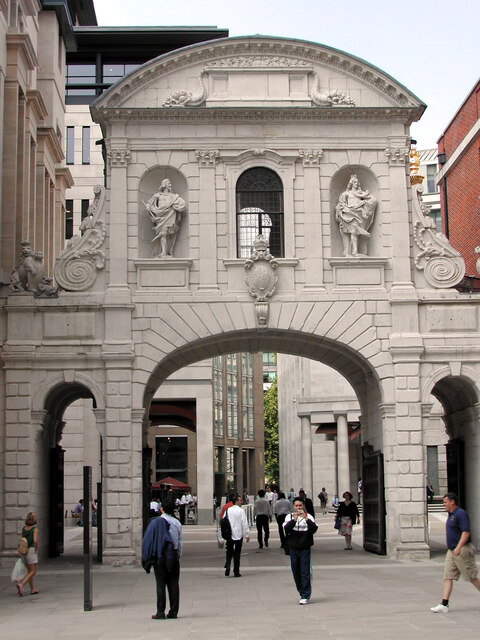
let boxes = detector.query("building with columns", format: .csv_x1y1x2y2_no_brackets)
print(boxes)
2,31,480,564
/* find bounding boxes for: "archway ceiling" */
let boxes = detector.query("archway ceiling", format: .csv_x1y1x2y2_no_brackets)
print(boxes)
44,383,96,421
432,376,479,416
143,329,377,409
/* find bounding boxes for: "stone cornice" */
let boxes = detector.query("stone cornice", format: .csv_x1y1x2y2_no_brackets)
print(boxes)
93,106,418,126
93,38,423,113
26,89,48,122
37,127,64,164
55,166,75,189
6,32,38,71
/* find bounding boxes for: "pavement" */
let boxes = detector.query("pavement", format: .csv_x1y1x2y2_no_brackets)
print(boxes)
1,511,480,639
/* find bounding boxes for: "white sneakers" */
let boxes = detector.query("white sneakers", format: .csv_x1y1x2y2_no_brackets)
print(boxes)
299,598,310,605
430,603,449,613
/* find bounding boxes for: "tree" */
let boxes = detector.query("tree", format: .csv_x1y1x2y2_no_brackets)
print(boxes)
264,377,279,485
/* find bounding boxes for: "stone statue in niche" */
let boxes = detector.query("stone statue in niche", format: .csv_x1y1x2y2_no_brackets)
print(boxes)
143,179,186,258
335,175,377,257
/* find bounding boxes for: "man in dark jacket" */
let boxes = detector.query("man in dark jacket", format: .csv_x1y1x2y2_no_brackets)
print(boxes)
142,498,179,620
284,496,318,605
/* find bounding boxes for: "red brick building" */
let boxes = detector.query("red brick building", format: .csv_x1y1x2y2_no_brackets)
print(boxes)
437,78,480,278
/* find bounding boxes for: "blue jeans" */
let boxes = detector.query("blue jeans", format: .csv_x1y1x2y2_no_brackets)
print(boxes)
289,548,312,598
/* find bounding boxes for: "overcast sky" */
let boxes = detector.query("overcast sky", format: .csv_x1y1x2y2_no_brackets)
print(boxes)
93,0,479,149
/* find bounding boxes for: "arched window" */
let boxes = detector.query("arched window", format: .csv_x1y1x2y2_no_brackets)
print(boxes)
236,168,284,258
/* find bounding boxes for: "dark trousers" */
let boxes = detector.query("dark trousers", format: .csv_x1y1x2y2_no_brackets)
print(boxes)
153,556,180,616
276,514,287,547
225,538,243,575
289,547,312,599
256,514,270,547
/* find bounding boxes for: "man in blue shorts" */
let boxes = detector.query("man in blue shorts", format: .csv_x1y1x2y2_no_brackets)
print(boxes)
430,492,480,612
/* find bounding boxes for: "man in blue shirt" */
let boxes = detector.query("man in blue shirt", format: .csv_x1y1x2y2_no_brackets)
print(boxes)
431,492,480,612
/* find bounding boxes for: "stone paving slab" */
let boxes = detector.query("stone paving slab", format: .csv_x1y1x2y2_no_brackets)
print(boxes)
1,514,479,639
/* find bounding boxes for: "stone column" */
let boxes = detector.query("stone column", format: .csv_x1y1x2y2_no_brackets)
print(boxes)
1,81,20,273
196,150,219,292
196,396,214,524
298,149,325,290
106,146,131,290
102,358,136,565
300,415,313,496
336,414,350,495
386,349,429,560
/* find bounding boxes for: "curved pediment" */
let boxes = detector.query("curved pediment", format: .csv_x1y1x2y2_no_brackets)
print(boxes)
91,35,425,120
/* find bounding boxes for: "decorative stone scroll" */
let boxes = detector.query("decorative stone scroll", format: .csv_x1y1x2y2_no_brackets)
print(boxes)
195,149,220,166
244,235,278,328
385,147,409,164
54,185,106,291
163,70,207,107
310,74,355,107
412,182,465,288
298,149,323,167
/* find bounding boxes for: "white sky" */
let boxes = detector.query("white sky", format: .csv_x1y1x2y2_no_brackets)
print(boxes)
93,0,480,149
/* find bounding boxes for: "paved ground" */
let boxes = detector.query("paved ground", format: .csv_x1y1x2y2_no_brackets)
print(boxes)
1,512,480,639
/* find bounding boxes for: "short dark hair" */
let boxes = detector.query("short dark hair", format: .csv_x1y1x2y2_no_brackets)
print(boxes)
258,489,265,497
278,492,286,499
25,512,36,526
228,493,235,503
343,491,353,500
293,496,305,504
443,492,457,504
162,497,176,515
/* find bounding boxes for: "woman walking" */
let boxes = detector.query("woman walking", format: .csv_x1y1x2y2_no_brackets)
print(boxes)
336,492,360,550
17,512,39,596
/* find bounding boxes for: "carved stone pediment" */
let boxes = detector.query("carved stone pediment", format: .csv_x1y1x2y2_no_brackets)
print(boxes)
244,235,278,328
54,185,106,291
412,182,465,288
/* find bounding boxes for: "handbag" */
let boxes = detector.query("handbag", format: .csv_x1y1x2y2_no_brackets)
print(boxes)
17,537,29,555
11,557,27,582
334,517,341,530
216,527,225,549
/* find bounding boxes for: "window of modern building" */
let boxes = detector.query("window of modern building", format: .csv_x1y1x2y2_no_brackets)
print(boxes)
426,164,437,194
225,447,237,492
236,167,284,258
262,352,276,366
102,62,141,86
428,208,442,233
226,370,238,438
82,127,90,164
81,199,90,221
66,63,96,98
65,199,74,239
66,126,75,164
213,361,224,437
155,435,187,483
214,446,223,473
242,354,254,440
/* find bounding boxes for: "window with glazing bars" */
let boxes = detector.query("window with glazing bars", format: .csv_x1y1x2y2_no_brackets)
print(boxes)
236,168,284,258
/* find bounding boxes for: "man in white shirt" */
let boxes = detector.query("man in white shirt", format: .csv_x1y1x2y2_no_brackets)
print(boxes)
223,495,250,577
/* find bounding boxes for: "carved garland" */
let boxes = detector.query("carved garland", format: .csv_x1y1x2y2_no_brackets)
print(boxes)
54,185,106,291
411,182,465,288
244,235,278,328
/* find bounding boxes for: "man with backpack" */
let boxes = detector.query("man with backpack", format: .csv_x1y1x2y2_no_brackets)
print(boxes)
222,494,249,577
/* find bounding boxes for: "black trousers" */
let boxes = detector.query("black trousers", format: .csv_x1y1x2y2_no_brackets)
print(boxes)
225,538,243,575
256,514,270,547
275,513,287,547
153,556,180,616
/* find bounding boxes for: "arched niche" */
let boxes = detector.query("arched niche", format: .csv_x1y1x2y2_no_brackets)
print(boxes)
138,167,189,259
330,166,380,258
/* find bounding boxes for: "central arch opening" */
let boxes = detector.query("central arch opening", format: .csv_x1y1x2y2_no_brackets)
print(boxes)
141,329,386,554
